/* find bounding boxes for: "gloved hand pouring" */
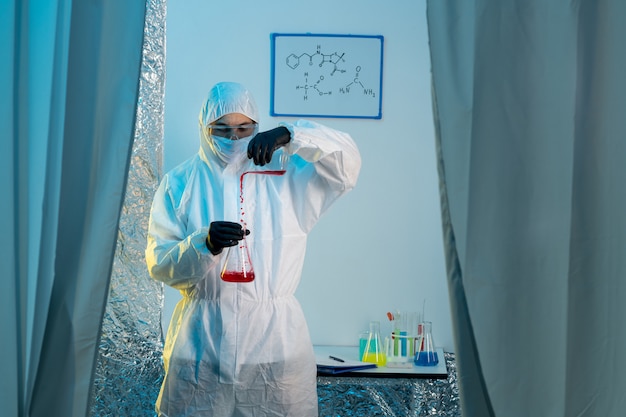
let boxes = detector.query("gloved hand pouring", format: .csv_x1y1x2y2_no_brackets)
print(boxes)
247,126,290,166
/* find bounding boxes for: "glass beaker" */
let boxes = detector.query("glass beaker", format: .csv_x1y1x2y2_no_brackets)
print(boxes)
246,147,289,174
220,230,255,282
414,321,439,366
273,148,289,173
361,321,387,366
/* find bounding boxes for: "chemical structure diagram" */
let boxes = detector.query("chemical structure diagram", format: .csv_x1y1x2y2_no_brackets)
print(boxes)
284,45,377,101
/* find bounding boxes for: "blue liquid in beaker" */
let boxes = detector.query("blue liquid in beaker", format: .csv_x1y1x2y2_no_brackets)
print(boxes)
414,351,439,366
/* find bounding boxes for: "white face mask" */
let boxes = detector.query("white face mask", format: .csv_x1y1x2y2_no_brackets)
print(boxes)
209,134,254,164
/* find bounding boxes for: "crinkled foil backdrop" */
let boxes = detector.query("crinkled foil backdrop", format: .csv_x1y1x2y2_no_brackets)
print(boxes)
89,0,166,415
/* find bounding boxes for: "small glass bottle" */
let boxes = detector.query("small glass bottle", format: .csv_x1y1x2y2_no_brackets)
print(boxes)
414,321,439,366
361,321,387,366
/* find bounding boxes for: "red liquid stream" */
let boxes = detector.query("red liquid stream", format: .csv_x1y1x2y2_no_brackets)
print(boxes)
238,170,286,226
220,169,286,283
240,170,286,194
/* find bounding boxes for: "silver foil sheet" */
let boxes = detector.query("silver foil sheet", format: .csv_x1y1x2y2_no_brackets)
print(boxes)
89,0,166,415
317,352,460,416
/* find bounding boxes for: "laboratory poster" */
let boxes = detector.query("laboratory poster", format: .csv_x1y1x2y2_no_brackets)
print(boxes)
270,33,384,119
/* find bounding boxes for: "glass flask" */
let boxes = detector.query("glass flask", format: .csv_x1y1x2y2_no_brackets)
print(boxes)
220,230,255,282
414,321,439,366
361,321,387,366
221,149,290,283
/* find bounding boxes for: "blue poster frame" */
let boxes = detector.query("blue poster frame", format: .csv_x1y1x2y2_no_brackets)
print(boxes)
270,33,384,119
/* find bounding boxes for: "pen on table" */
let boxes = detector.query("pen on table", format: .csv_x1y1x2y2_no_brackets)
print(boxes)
329,355,345,363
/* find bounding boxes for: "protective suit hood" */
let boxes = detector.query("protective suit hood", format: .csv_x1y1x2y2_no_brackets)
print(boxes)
198,82,259,165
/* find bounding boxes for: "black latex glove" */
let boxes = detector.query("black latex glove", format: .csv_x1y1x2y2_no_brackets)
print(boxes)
206,221,250,255
247,126,291,166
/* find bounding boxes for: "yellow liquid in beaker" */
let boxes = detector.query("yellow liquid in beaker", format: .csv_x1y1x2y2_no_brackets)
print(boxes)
362,352,387,366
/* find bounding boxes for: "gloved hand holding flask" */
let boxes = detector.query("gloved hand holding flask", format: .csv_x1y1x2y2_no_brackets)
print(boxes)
206,221,250,255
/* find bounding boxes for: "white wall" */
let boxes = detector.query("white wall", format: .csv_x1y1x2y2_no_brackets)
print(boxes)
163,0,454,352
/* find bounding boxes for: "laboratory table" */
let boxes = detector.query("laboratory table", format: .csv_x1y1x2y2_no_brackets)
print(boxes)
314,345,460,417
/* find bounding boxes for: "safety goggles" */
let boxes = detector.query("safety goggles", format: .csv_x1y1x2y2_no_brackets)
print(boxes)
207,123,258,139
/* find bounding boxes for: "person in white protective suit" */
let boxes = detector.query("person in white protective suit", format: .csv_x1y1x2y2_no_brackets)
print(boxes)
145,81,361,416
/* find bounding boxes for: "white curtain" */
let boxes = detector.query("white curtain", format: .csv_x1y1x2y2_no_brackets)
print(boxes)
2,1,147,416
428,1,626,416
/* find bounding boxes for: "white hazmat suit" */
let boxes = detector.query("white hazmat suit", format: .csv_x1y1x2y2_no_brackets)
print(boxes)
146,82,361,416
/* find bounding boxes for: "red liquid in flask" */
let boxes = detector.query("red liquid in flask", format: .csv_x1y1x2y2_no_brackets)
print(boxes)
220,169,286,282
221,269,255,283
